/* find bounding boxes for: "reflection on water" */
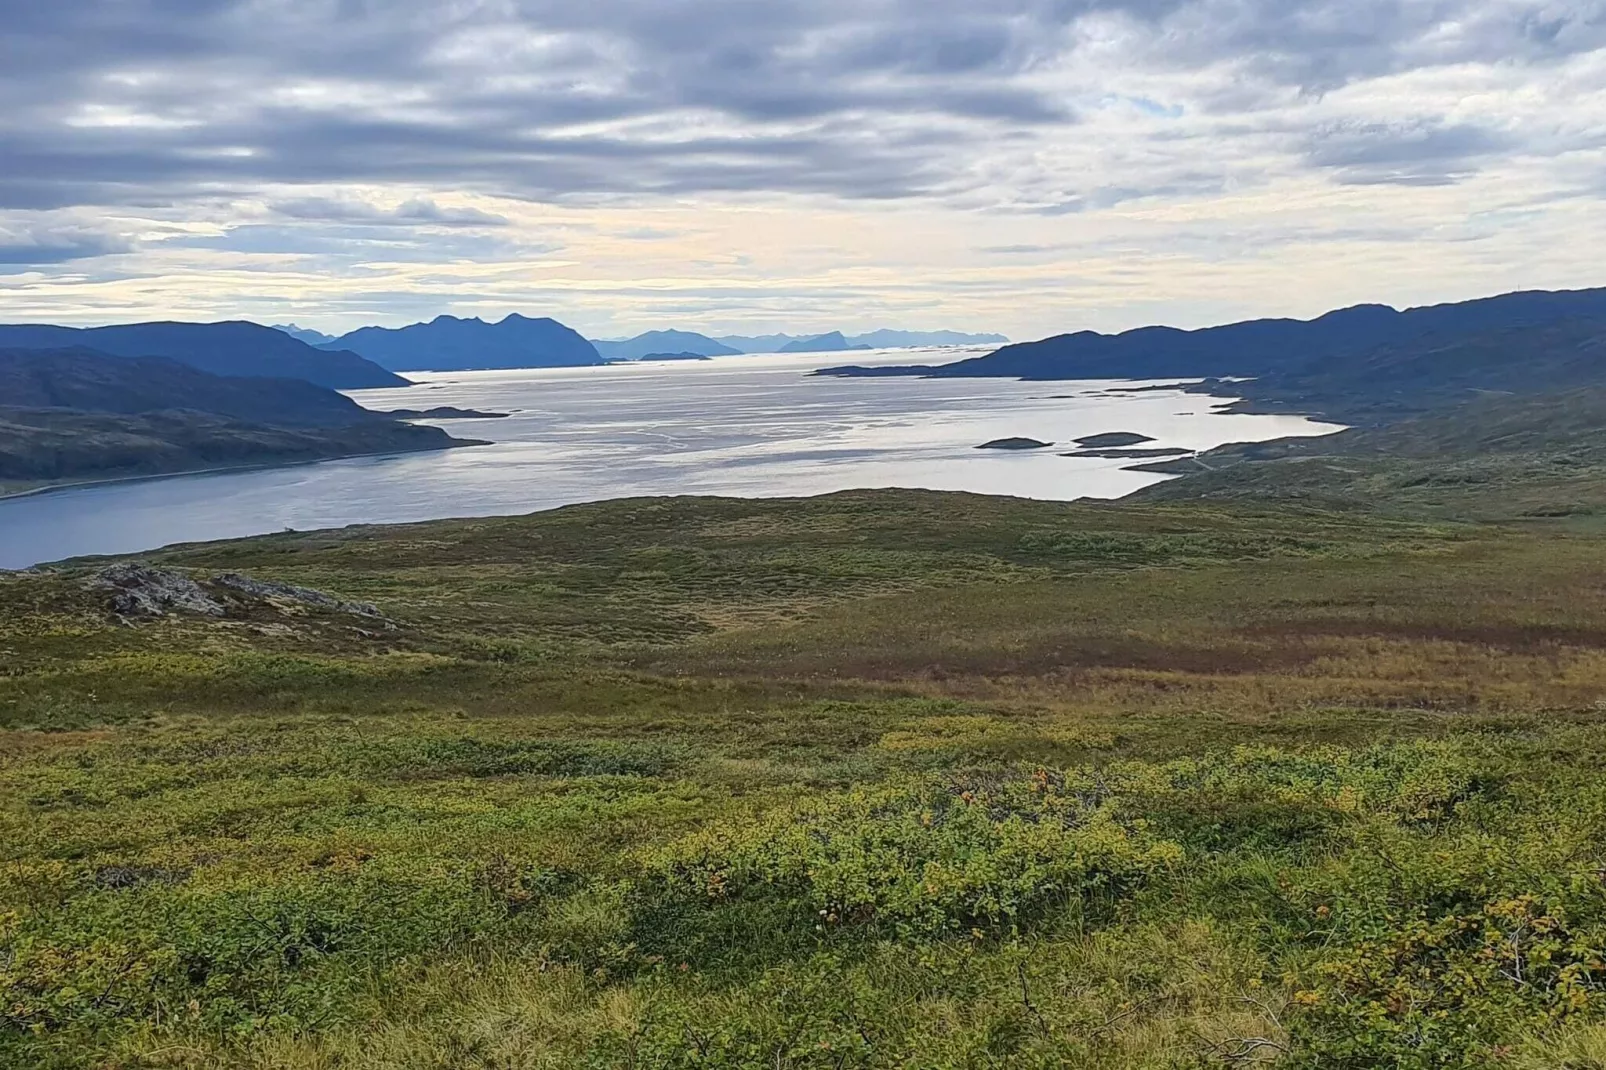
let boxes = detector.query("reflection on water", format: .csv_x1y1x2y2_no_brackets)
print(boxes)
0,347,1342,567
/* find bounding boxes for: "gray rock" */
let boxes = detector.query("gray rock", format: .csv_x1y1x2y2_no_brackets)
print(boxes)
90,563,224,617
215,573,384,618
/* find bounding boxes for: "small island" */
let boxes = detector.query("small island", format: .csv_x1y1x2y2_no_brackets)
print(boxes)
976,437,1054,450
639,352,714,362
811,364,937,378
382,406,510,420
1063,447,1195,459
1073,432,1156,449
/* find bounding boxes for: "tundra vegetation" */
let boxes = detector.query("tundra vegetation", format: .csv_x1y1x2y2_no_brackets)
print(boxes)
2,484,1606,1069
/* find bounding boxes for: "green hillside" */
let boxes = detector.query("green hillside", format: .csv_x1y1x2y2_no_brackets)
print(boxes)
1134,387,1606,521
5,491,1606,1068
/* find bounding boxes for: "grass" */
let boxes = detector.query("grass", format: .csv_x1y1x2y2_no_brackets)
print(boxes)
3,490,1606,1068
1135,387,1606,522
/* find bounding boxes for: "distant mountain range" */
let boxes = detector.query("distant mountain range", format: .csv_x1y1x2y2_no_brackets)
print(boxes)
272,323,338,346
714,329,1007,354
845,329,1009,349
0,321,404,390
289,318,1010,369
590,327,1009,357
818,287,1606,390
778,331,871,353
592,330,741,360
0,315,1006,398
327,314,604,372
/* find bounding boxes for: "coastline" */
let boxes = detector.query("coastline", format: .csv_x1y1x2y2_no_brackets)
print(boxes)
0,439,488,505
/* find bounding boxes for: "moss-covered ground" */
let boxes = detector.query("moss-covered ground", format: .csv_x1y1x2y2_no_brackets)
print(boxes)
4,490,1606,1068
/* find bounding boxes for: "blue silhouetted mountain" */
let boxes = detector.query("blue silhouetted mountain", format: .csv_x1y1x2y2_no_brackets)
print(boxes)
592,330,741,359
819,287,1606,386
927,288,1606,381
272,323,338,346
0,321,405,389
332,314,603,372
778,332,873,354
713,334,801,354
711,330,1007,353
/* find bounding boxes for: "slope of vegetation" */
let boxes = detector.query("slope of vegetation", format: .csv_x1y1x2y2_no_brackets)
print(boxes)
0,348,479,497
0,409,474,496
1209,321,1606,424
4,491,1606,1068
0,349,392,428
1134,388,1606,521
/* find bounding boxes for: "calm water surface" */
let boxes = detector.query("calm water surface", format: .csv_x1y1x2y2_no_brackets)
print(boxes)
0,348,1342,568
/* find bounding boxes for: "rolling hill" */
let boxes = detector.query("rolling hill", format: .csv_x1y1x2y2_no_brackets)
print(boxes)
0,347,392,427
0,321,405,389
0,347,474,491
818,286,1606,383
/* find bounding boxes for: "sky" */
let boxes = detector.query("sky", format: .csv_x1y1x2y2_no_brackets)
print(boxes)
1,0,1603,342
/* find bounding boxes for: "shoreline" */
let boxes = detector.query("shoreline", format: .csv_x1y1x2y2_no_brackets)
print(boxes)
0,440,487,505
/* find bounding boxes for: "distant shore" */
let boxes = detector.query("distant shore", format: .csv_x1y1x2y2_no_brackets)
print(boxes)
0,440,486,506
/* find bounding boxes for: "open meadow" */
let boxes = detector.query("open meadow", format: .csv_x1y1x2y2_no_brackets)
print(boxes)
4,490,1606,1068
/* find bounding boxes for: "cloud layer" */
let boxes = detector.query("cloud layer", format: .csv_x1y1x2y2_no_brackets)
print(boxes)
1,0,1603,335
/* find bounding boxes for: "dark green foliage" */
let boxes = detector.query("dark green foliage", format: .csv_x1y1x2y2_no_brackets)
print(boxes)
2,490,1605,1067
1136,387,1606,520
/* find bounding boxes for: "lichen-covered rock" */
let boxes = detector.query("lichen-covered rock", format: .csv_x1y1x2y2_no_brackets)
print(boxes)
90,562,224,617
215,573,384,618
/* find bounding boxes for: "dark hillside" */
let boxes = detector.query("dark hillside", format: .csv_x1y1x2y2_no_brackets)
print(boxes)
0,320,405,389
1216,319,1606,423
818,285,1606,383
0,347,389,427
0,348,474,492
0,407,468,486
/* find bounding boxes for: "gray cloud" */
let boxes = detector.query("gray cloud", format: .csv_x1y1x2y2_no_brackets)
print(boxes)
1304,120,1514,185
270,197,511,227
1,0,1597,217
1153,0,1606,95
0,223,133,264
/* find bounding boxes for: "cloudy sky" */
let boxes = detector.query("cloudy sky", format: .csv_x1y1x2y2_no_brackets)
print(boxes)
2,0,1603,340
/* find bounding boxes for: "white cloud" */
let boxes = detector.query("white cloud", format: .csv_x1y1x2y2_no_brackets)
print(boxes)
0,0,1601,336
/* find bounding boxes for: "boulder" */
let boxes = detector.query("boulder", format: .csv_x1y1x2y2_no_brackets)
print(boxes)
214,573,384,618
90,563,224,617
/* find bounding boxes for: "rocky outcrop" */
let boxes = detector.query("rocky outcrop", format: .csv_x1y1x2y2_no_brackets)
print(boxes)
976,437,1054,450
86,562,388,623
90,563,225,617
214,573,384,618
